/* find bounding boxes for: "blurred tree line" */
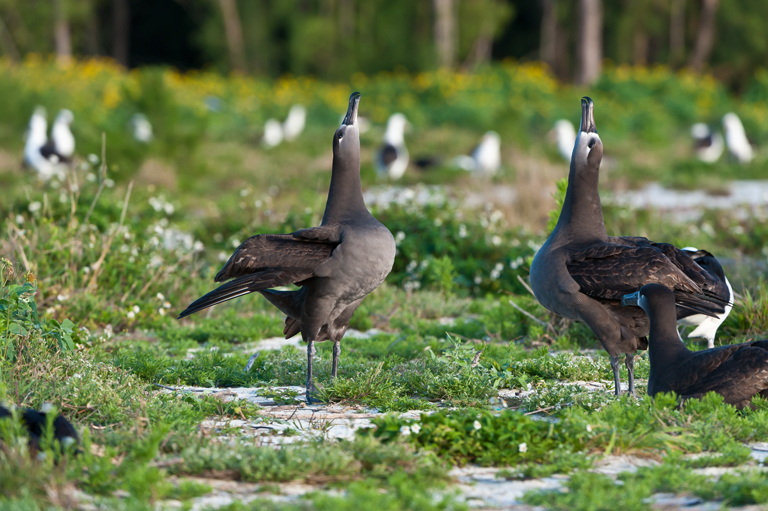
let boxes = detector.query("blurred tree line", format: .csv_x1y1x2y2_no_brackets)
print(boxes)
0,0,765,91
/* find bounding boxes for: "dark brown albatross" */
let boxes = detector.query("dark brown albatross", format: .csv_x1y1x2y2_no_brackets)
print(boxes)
179,92,396,402
529,97,729,395
622,284,768,408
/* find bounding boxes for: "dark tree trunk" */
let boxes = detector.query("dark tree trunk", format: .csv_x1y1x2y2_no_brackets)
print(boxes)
0,14,19,62
575,0,602,85
669,0,685,66
219,0,247,72
688,0,718,72
433,0,456,68
54,0,72,64
633,29,648,66
113,0,129,66
540,0,558,70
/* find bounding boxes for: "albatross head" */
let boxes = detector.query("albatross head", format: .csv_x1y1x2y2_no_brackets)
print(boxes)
333,92,361,158
572,97,603,170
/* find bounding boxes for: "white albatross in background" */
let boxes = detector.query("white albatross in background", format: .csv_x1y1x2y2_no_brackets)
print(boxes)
690,123,724,163
23,106,68,181
375,113,409,179
282,105,306,142
723,112,753,164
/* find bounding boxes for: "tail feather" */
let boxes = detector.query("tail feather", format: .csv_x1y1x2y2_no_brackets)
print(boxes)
178,268,308,319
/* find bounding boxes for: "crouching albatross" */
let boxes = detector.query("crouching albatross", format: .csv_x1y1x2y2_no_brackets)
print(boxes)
623,284,768,409
530,97,730,396
179,93,396,403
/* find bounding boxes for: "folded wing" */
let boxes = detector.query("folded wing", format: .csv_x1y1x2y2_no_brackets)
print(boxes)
178,233,337,318
566,240,728,315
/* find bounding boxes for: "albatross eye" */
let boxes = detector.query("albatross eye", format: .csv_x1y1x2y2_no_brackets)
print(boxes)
338,132,343,140
588,138,596,148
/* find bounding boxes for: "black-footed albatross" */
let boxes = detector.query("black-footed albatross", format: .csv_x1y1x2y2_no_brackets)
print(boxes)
179,92,396,403
622,284,768,408
529,97,729,395
0,404,80,453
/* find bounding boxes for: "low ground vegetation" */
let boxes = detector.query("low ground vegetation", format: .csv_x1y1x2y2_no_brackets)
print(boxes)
1,61,768,509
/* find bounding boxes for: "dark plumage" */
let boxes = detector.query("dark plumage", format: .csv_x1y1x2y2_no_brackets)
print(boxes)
0,404,79,454
179,93,396,402
622,284,768,408
530,98,729,395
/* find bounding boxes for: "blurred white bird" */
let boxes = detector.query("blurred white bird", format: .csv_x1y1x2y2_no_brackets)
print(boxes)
51,109,75,158
282,105,306,142
722,112,753,164
130,113,154,143
23,106,67,181
262,118,284,148
690,123,723,163
375,113,409,179
551,119,576,161
452,131,501,177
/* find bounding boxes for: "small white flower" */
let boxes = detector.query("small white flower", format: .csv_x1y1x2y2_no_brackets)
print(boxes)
57,294,69,302
231,239,241,248
46,307,56,315
434,218,443,226
473,420,482,431
399,426,411,436
28,201,42,213
474,275,482,285
395,231,406,243
163,301,171,309
158,308,166,316
458,224,467,238
82,266,91,274
88,154,100,165
254,200,262,208
156,292,165,301
127,311,135,319
86,172,96,182
240,188,251,197
105,179,115,188
410,424,421,434
15,214,24,224
163,203,175,215
132,305,140,314
519,442,527,453
491,235,502,246
192,240,204,252
586,424,593,433
218,251,228,262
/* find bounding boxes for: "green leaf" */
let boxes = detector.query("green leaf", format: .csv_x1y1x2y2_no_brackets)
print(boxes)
9,322,28,336
61,319,74,333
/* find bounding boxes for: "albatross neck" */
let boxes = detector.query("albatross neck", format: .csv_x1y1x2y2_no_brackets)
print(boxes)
553,158,607,241
322,152,370,224
647,304,690,368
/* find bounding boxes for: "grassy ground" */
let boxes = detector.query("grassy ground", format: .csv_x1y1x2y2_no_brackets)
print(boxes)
2,63,768,510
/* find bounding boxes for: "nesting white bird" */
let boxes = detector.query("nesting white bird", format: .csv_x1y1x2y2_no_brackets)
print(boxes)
551,119,576,161
51,109,75,158
130,113,154,143
282,105,306,142
23,106,67,181
452,131,501,177
722,112,753,164
375,113,409,179
690,123,723,163
262,118,284,148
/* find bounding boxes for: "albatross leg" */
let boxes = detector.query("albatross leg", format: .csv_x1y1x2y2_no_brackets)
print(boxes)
306,340,318,403
610,355,622,396
625,354,636,396
331,341,341,379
